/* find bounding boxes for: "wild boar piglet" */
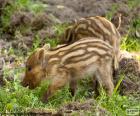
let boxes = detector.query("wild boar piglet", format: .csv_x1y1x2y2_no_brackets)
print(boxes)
60,16,121,75
22,37,114,103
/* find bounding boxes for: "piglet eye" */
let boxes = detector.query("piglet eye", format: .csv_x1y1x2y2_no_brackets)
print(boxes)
27,67,32,71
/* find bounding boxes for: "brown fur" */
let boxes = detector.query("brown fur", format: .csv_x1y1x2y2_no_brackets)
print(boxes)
22,37,114,103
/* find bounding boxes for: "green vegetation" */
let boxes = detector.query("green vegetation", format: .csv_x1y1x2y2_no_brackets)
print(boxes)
0,0,46,36
0,0,140,115
97,92,139,116
121,36,140,52
127,0,140,9
121,18,140,52
106,3,118,21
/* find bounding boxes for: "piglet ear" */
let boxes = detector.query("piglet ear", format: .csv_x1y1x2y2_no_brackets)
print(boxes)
38,49,45,60
43,44,50,51
38,48,47,68
38,43,50,60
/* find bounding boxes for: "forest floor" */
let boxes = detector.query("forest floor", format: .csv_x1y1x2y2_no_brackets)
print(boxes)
0,0,140,115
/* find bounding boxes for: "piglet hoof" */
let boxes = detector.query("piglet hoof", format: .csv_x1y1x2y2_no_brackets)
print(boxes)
41,95,48,103
69,89,75,96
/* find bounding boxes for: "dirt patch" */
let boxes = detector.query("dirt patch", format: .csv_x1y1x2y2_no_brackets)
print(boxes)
1,11,59,53
28,99,110,116
27,109,58,116
118,51,140,96
57,99,110,116
43,0,139,36
44,0,114,22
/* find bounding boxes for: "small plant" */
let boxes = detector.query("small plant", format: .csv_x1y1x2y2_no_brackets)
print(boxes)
97,86,140,115
127,0,140,9
121,35,140,52
32,35,42,51
105,4,118,20
53,24,69,37
45,37,58,48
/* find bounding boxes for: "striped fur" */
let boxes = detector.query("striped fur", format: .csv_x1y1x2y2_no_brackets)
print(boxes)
22,37,114,102
60,16,121,73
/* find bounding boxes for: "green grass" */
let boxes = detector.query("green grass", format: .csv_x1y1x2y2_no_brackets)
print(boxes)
105,3,118,21
127,0,140,9
121,36,140,52
121,16,140,52
97,92,140,116
0,0,46,35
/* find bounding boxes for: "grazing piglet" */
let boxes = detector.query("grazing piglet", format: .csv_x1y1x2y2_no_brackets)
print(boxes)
22,37,114,103
60,16,121,75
